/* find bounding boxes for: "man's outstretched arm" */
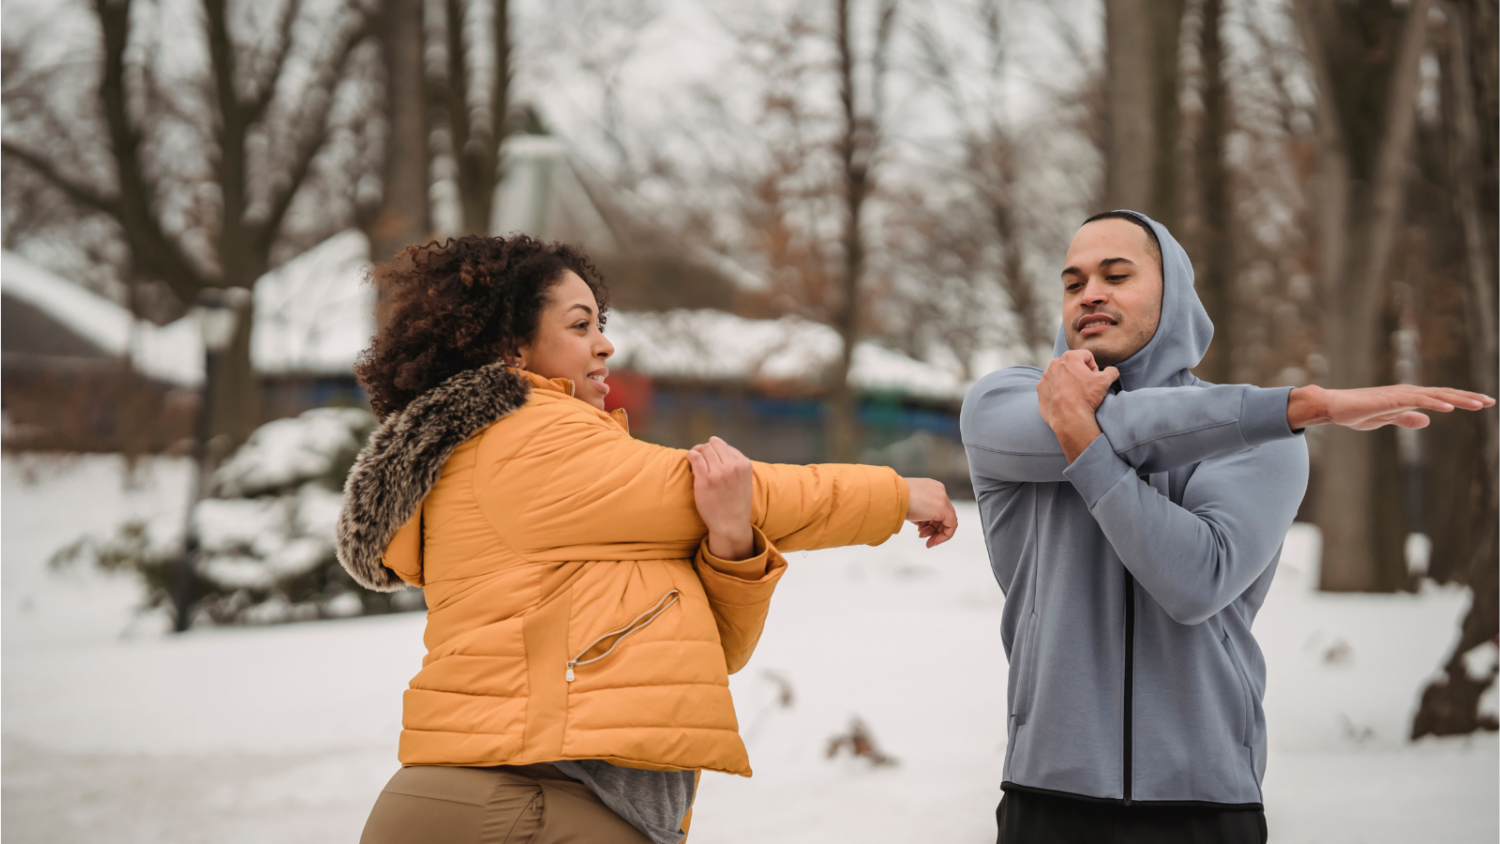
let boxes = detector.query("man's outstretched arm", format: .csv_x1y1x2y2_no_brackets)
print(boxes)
1036,351,1494,473
963,353,1301,484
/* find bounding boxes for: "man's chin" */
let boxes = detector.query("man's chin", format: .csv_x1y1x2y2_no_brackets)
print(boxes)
1069,337,1123,366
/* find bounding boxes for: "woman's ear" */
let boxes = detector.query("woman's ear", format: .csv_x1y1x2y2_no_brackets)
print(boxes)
508,342,530,370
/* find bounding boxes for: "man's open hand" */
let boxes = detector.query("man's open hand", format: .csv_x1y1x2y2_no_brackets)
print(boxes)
1037,350,1120,463
1287,384,1495,431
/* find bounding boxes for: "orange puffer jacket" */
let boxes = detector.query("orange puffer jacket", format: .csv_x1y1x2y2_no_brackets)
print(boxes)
336,363,909,777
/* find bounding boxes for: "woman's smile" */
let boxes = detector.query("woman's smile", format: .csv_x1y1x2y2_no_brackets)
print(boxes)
586,369,610,397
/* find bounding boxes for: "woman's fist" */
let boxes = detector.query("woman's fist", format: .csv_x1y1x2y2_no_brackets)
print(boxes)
686,436,755,560
904,477,958,548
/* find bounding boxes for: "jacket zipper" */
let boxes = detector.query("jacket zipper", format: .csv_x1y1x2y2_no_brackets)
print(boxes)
1116,381,1137,806
1123,568,1135,805
565,590,680,682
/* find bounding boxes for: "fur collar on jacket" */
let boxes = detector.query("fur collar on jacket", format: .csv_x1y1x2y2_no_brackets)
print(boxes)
336,361,531,592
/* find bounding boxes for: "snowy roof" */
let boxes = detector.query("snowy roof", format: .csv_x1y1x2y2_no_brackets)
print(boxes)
251,230,374,376
606,310,970,402
2,252,203,385
2,230,374,384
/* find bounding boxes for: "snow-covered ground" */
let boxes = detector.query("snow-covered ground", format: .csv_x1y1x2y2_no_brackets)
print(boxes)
3,454,1495,843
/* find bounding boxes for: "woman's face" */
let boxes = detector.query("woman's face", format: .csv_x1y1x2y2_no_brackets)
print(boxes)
515,271,615,410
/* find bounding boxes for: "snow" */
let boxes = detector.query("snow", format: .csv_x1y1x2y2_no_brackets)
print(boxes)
210,407,374,498
251,230,376,376
3,454,1496,843
1463,640,1499,682
608,309,970,401
193,486,343,589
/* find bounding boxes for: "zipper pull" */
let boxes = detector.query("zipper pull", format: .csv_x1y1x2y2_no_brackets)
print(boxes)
565,661,576,682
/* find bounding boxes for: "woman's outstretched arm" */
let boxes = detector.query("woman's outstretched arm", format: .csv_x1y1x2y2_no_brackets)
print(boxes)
750,458,955,553
487,404,955,560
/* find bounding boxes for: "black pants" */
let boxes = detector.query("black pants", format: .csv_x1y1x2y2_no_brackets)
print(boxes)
996,789,1267,844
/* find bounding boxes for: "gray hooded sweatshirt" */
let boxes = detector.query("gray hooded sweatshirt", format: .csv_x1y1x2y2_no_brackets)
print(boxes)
960,211,1309,807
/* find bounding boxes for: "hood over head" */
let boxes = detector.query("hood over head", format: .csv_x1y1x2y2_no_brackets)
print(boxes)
1052,210,1213,390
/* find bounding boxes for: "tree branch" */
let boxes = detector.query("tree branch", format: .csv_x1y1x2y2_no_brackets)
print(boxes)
258,6,374,252
247,0,304,123
91,0,213,302
1,141,120,217
1357,0,1433,292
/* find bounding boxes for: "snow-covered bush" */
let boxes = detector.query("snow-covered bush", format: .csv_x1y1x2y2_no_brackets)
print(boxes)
52,407,425,625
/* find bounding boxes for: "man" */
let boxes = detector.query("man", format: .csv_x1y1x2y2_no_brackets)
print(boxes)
961,210,1493,843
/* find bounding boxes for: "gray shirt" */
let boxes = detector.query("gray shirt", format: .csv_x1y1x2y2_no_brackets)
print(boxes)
553,760,695,844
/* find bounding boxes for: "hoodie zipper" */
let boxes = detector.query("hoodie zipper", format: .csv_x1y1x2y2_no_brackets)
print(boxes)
1123,567,1136,805
565,590,680,682
1110,379,1137,806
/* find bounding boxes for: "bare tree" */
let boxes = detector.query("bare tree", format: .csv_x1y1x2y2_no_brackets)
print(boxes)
687,0,898,463
1293,0,1435,592
1412,0,1499,738
1102,0,1187,227
904,0,1056,371
1182,0,1234,383
823,0,899,462
429,0,512,236
3,0,377,443
367,0,433,262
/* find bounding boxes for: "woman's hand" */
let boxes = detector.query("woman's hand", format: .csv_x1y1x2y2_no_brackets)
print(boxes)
904,478,958,548
687,436,755,560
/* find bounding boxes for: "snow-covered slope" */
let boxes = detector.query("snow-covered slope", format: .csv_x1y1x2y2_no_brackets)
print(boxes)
2,454,1495,844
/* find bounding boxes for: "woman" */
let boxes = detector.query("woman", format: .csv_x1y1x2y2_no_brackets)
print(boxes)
337,234,957,844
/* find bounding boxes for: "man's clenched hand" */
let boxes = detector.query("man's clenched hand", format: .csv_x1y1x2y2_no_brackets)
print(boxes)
1037,350,1120,463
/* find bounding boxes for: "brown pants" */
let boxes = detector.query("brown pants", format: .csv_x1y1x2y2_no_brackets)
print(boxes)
359,764,653,844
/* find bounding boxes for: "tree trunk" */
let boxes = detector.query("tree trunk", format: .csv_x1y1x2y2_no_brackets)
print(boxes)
827,0,870,464
1296,0,1433,592
209,302,262,446
1413,0,1500,738
441,0,510,236
1103,0,1186,227
1190,0,1233,384
370,0,431,262
989,140,1050,366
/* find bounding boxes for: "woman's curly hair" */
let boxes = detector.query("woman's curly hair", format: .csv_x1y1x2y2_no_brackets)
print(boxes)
356,234,608,420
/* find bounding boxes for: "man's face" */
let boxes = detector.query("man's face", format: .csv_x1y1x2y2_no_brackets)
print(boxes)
1059,219,1164,368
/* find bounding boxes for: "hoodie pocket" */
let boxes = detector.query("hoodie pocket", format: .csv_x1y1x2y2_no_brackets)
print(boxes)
1221,634,1255,748
1011,612,1042,725
566,590,680,682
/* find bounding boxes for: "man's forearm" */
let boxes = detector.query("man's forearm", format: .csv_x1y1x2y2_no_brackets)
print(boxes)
1285,385,1327,430
1090,383,1297,474
1053,408,1103,464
